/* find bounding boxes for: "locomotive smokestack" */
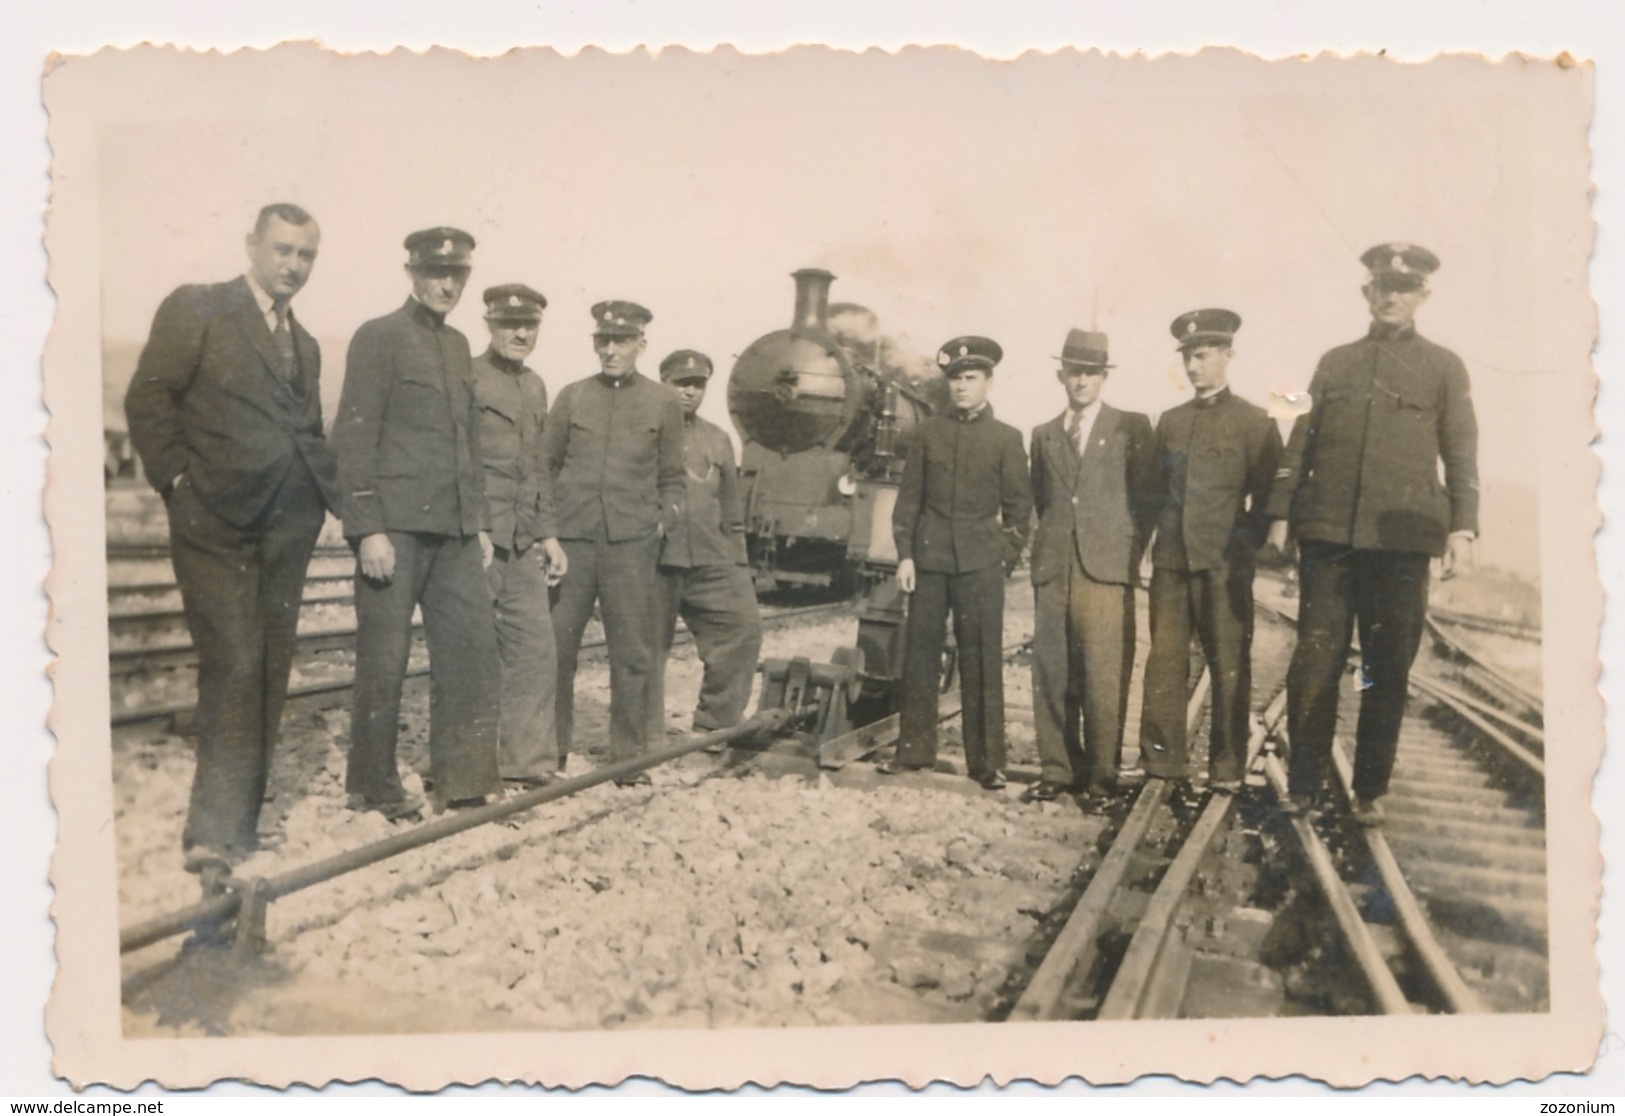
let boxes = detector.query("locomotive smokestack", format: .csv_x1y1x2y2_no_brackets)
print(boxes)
791,268,836,332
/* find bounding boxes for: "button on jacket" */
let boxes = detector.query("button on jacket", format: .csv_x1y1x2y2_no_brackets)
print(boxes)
1150,387,1283,572
1266,323,1479,556
543,371,685,543
471,349,555,551
892,406,1034,575
333,298,489,539
660,412,747,569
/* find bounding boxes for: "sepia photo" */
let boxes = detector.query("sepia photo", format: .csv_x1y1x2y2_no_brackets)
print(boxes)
42,43,1600,1090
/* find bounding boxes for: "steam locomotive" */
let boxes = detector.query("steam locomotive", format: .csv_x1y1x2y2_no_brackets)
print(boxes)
727,269,950,731
727,268,944,597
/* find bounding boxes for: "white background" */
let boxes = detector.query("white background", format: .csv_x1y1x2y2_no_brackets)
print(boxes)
4,0,1621,1099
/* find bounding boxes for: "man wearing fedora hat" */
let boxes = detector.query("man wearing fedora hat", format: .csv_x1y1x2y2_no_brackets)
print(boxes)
544,301,685,785
334,226,501,820
883,336,1032,788
1138,310,1282,797
471,283,569,789
1266,244,1479,827
1025,329,1158,811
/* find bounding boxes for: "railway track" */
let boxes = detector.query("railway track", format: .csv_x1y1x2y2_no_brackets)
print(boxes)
1004,586,1547,1021
109,597,854,727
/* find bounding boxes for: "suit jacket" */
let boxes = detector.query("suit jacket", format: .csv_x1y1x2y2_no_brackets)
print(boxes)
660,413,748,569
1265,323,1479,556
471,350,555,551
124,276,339,528
1029,403,1158,587
332,298,489,540
1150,388,1283,572
892,407,1033,575
543,370,685,544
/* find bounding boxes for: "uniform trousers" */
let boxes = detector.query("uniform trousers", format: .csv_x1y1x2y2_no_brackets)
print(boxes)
348,531,500,805
1139,564,1255,783
1286,540,1431,801
551,526,662,762
647,563,764,739
486,543,559,778
1031,558,1136,791
897,565,1008,776
168,457,325,858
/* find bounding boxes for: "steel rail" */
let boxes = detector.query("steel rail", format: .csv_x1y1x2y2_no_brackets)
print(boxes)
109,600,854,726
1004,670,1211,1023
1407,672,1545,779
1329,741,1486,1014
1096,686,1288,1021
1428,607,1541,644
1424,616,1542,719
110,591,357,628
118,710,792,955
1260,750,1412,1014
108,572,356,605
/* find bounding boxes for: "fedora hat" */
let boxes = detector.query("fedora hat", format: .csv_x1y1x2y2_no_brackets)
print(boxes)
1055,328,1113,369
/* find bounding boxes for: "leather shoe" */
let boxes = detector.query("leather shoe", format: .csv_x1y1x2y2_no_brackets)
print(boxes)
1279,793,1317,818
877,760,931,776
976,769,1008,791
1020,780,1070,803
1351,796,1385,827
1114,766,1148,788
1077,789,1120,816
504,773,555,791
615,771,653,788
1208,779,1243,797
348,792,425,823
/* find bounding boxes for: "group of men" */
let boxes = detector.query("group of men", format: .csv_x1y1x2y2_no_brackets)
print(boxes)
885,242,1479,829
125,204,761,875
124,202,1479,876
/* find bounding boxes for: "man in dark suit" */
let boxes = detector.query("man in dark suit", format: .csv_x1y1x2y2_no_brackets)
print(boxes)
333,227,501,820
544,302,685,785
884,336,1033,788
125,202,340,875
1025,329,1158,812
1138,310,1282,795
1267,244,1479,826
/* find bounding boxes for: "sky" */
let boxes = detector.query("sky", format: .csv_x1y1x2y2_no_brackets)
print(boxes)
78,45,1590,576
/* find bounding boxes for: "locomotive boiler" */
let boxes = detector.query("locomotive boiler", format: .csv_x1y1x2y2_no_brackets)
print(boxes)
730,269,948,730
727,268,940,595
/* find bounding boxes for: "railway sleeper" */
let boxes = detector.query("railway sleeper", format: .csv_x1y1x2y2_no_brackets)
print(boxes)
1384,832,1549,874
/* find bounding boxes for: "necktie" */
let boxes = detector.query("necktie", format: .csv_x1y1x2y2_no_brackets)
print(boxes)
1064,408,1083,458
272,303,296,381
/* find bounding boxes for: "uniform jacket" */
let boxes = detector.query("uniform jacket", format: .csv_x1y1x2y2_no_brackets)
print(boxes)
471,349,555,551
332,298,489,540
1150,388,1283,571
124,276,340,528
1029,404,1158,587
892,406,1033,575
542,370,685,543
1266,323,1479,556
660,413,748,569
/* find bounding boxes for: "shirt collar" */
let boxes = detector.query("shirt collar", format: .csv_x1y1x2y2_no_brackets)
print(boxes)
406,294,446,326
481,348,524,374
1066,398,1103,424
1367,320,1417,342
596,369,640,389
244,272,283,320
1195,385,1232,408
954,402,990,422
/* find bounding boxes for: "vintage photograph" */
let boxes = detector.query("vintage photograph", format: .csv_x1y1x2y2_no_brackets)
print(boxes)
43,44,1599,1089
